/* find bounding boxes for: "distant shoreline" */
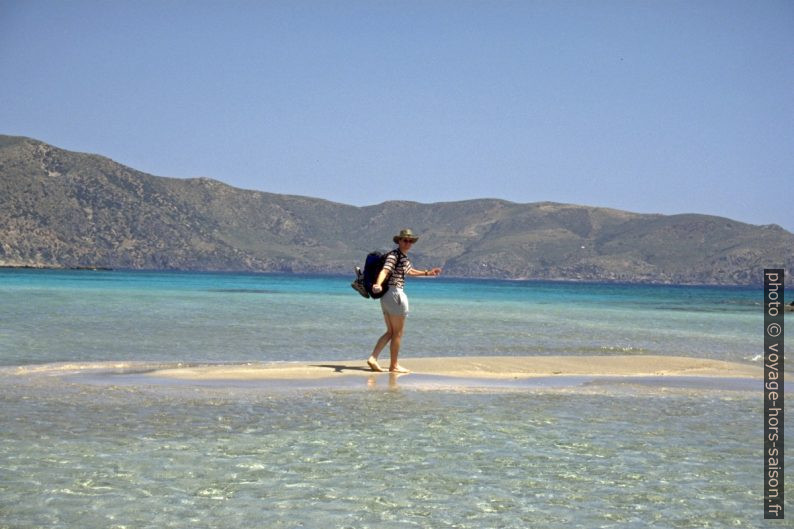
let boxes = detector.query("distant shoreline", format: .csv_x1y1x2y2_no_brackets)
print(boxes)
0,264,113,271
0,264,776,288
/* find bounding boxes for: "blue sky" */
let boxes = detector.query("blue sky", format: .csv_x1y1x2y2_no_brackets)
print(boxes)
1,0,792,231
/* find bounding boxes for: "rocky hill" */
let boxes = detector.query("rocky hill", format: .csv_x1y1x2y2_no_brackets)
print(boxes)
1,135,792,285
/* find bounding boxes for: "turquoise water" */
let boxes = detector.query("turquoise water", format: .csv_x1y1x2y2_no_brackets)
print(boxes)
0,269,765,366
0,269,786,528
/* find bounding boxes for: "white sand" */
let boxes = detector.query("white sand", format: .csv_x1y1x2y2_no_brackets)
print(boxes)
146,355,762,381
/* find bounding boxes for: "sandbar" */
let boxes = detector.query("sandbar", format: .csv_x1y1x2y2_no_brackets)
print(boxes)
145,355,762,381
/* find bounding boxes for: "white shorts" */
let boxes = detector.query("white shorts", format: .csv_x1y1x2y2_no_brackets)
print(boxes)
380,288,409,317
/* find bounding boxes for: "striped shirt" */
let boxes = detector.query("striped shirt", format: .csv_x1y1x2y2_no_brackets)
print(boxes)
383,249,412,290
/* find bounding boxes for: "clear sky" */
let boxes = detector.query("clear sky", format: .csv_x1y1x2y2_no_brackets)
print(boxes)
1,0,792,231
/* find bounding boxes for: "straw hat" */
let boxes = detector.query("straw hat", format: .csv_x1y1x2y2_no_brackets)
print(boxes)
393,228,419,244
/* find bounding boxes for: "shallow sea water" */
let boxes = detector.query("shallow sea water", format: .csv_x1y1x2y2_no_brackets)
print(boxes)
0,269,767,366
0,270,787,528
0,372,765,529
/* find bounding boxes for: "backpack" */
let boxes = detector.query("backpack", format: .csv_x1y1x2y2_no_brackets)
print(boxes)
351,250,394,299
